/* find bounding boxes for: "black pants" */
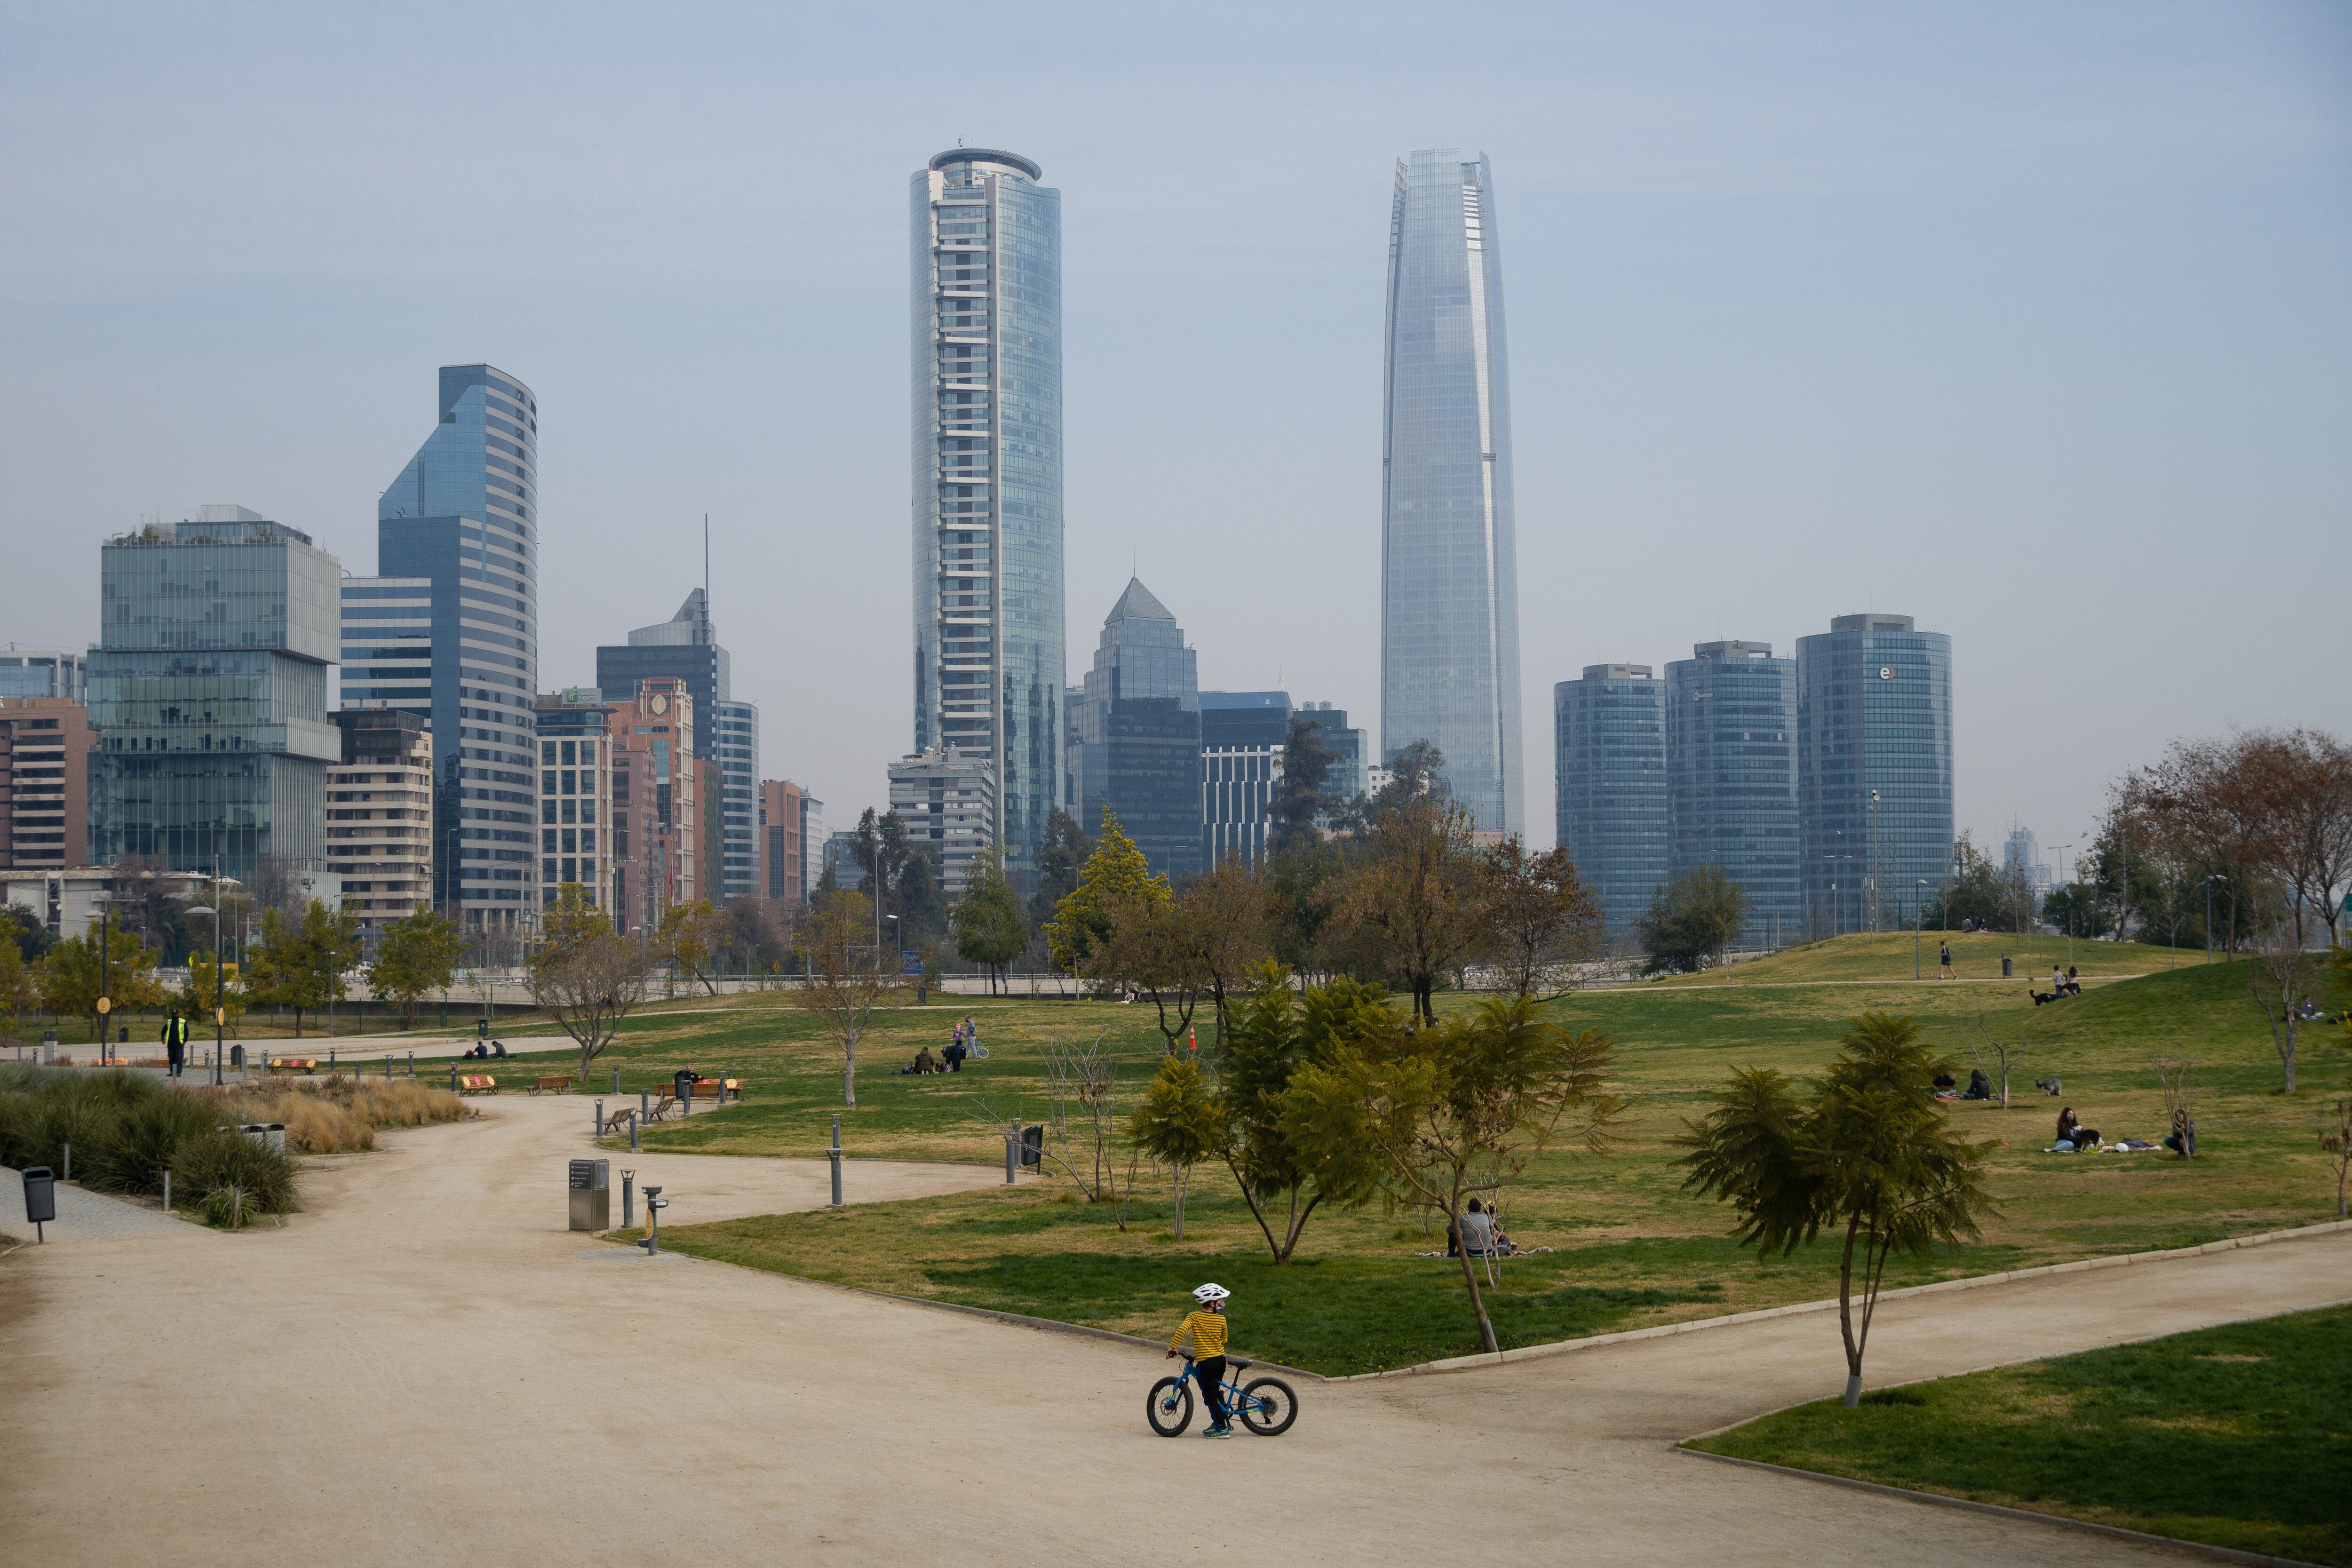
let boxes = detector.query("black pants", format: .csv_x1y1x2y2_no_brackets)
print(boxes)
1193,1356,1228,1427
167,1046,184,1077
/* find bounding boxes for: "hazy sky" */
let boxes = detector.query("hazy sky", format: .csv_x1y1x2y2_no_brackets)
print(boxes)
4,2,2346,860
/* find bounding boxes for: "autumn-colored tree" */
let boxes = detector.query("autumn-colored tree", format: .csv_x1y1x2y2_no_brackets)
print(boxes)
657,899,723,995
1333,794,1486,1023
528,885,647,1082
1478,836,1604,1001
40,925,164,1043
1043,809,1167,981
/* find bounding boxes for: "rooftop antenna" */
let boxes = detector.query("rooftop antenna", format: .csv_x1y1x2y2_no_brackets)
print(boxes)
703,513,711,636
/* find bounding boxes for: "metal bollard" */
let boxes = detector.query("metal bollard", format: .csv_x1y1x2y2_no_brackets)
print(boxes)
63,1141,71,1183
384,1054,392,1080
612,1066,620,1094
408,1051,414,1077
162,1170,172,1212
639,1089,649,1125
829,1113,843,1208
1005,1129,1017,1185
450,1063,459,1093
620,1170,635,1229
629,1110,639,1151
595,1099,604,1139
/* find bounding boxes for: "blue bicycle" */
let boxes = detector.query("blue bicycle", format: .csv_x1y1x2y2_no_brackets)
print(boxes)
1148,1354,1299,1437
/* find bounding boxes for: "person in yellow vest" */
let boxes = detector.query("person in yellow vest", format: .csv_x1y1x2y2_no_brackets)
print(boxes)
161,1010,189,1079
1167,1282,1234,1437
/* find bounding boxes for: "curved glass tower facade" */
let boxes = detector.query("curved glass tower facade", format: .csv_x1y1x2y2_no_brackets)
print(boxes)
911,148,1064,884
1381,149,1523,836
1554,664,1668,934
1666,641,1802,947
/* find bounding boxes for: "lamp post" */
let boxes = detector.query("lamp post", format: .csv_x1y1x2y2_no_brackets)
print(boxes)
1867,788,1881,934
185,866,231,1085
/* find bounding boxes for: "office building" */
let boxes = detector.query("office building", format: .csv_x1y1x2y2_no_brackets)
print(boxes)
376,364,539,928
0,650,87,704
338,578,434,716
1796,613,1955,936
606,678,696,931
87,507,342,884
822,830,866,892
698,756,724,902
910,147,1064,884
596,588,754,904
0,699,97,870
2,866,221,943
533,690,616,918
2004,825,2051,892
1665,642,1801,947
1380,149,1524,837
1066,579,1201,881
327,710,433,930
759,779,811,911
888,746,998,899
1201,690,1289,868
1294,701,1367,822
710,700,758,903
1553,665,1668,934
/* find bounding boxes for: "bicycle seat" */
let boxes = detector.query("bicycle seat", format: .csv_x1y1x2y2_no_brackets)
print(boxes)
1229,1358,1252,1370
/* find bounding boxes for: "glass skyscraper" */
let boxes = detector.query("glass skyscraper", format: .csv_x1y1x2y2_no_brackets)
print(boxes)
1381,149,1524,837
1666,641,1801,946
1554,664,1669,934
1796,613,1954,936
910,147,1064,886
596,588,755,904
1067,578,1201,881
87,506,342,883
1201,691,1290,868
376,364,540,929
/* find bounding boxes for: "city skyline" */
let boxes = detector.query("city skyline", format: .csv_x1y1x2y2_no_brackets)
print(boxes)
2,7,2344,855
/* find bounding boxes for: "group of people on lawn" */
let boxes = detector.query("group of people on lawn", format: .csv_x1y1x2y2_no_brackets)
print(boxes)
901,1017,983,1075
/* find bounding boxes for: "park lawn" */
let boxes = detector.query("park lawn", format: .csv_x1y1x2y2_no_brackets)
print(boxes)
1685,1304,2352,1567
626,941,2350,1375
1644,928,2194,987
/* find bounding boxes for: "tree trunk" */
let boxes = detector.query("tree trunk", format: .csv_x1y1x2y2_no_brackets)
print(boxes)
1837,1211,1864,1406
1451,1199,1500,1355
1173,1164,1186,1240
2282,1019,2296,1093
843,1029,858,1106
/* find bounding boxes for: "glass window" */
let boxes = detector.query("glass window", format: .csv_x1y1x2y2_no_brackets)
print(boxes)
541,741,557,764
560,741,575,766
560,769,576,796
579,740,596,763
541,800,556,824
542,828,557,852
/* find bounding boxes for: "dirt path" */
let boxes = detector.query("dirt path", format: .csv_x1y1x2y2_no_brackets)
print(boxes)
3,1099,2344,1566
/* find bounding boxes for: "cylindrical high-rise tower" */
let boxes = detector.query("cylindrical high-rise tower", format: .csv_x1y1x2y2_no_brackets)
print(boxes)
910,148,1064,884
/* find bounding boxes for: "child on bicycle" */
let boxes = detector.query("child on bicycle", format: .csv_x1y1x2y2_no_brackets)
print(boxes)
1167,1282,1233,1438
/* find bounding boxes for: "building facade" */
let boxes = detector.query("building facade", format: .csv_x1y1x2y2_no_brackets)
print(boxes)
596,589,728,753
327,710,433,930
888,746,998,899
376,364,540,930
605,679,696,932
1665,641,1801,947
338,578,434,716
0,699,96,871
533,690,616,918
1380,149,1524,837
594,589,755,906
1294,700,1368,823
1066,579,1201,881
1553,665,1669,934
710,699,758,904
2003,825,2051,893
0,650,87,703
87,507,342,884
1796,613,1955,936
1201,690,1289,868
759,779,811,912
910,147,1064,885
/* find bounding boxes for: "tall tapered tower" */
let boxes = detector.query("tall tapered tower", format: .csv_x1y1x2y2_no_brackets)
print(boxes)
1381,149,1523,836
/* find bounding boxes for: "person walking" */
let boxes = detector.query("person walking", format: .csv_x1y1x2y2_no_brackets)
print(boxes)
1938,941,1953,981
161,1009,189,1079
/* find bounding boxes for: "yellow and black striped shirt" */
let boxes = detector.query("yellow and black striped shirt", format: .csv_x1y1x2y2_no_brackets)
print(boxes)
1169,1309,1228,1359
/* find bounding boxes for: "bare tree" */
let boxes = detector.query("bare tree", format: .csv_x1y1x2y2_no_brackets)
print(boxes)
1180,857,1274,1046
2140,729,2352,951
527,887,648,1082
1333,795,1488,1023
2245,891,2323,1093
1964,1012,2031,1108
2321,1093,2352,1217
793,891,891,1106
1103,895,1206,1055
2152,1055,2197,1161
1478,836,1605,1001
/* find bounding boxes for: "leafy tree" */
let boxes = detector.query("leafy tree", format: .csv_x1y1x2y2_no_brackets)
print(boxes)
1286,995,1621,1352
1265,832,1349,979
1479,836,1604,1000
1371,738,1448,815
1333,794,1486,1022
1637,866,1750,974
1043,809,1166,979
366,908,466,1027
1268,712,1337,853
950,846,1027,994
894,845,948,951
1128,1055,1224,1239
1,902,56,962
657,899,722,995
1178,857,1274,1045
1213,963,1393,1264
792,890,891,1106
39,925,163,1043
1923,832,2010,931
1103,891,1202,1052
245,900,360,1037
1678,1012,1997,1406
174,953,246,1034
0,939,34,1038
2038,881,2110,940
528,885,648,1082
1028,806,1090,927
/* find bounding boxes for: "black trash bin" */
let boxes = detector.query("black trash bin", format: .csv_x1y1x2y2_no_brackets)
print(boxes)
1020,1124,1044,1169
21,1165,56,1226
2002,956,2013,978
230,1043,246,1068
674,1068,699,1108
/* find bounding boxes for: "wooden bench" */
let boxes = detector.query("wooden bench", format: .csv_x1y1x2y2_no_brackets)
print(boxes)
456,1075,499,1096
641,1091,678,1123
689,1078,741,1102
598,1105,636,1136
266,1058,320,1075
529,1075,574,1095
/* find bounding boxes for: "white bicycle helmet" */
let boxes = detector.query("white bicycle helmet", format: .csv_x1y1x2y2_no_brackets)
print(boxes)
1192,1282,1231,1305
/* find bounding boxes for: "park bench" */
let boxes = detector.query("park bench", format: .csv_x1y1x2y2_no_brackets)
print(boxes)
598,1104,636,1136
266,1058,319,1075
456,1075,499,1095
641,1091,678,1123
690,1078,742,1102
529,1075,574,1095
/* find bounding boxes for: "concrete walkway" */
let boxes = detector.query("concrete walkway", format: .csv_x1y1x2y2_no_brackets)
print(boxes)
0,1165,190,1241
1,1096,2344,1566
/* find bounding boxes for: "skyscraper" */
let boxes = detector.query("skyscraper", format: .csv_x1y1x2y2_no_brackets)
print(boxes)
1665,641,1802,946
1796,613,1954,936
377,364,540,930
1381,149,1524,837
910,147,1064,885
1067,579,1202,881
1554,665,1669,934
87,507,342,884
1201,690,1290,868
596,588,755,905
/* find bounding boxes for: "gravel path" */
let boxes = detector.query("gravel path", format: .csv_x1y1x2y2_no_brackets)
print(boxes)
2,1096,2345,1565
1,1165,193,1241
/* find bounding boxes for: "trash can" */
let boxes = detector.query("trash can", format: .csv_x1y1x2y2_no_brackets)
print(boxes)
569,1157,610,1231
477,1017,490,1041
229,1123,286,1154
230,1043,246,1069
2001,955,2013,979
674,1068,699,1104
1020,1124,1044,1169
21,1165,56,1225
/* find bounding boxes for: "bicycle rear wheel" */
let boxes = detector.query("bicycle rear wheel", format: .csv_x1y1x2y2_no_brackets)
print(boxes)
1238,1376,1297,1435
1147,1375,1195,1437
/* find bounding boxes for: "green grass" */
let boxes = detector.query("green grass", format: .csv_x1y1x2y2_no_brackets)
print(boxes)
1685,1305,2352,1566
526,937,2351,1375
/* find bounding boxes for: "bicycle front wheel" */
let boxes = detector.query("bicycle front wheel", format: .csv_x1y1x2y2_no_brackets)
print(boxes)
1147,1375,1195,1437
1238,1376,1298,1436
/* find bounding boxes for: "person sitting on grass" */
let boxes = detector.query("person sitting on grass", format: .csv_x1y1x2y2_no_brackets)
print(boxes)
914,1045,937,1075
1167,1283,1234,1438
2054,1107,2100,1151
2163,1107,2196,1158
1458,1197,1497,1257
491,1039,508,1059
